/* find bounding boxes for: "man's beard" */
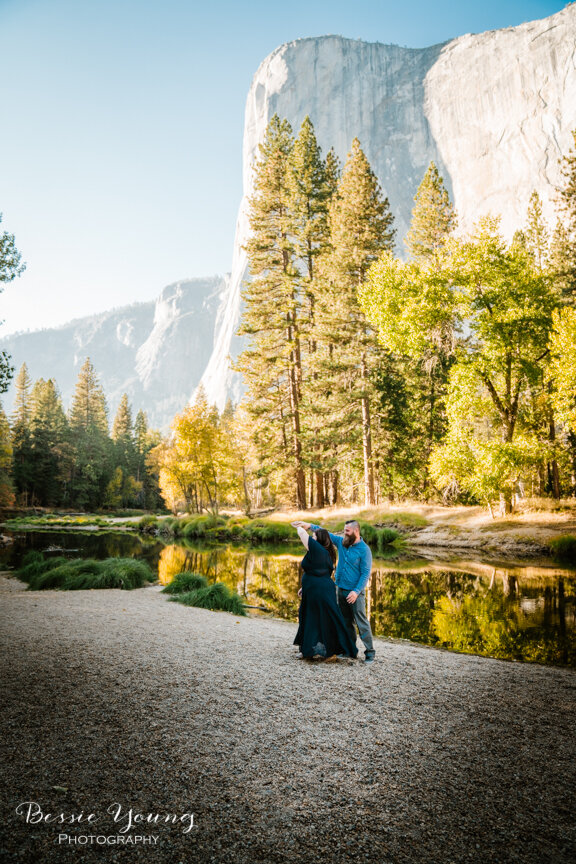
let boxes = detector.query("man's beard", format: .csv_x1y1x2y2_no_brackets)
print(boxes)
343,534,355,548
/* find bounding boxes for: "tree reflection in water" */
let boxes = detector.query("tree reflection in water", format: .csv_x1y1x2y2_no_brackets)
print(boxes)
3,531,575,666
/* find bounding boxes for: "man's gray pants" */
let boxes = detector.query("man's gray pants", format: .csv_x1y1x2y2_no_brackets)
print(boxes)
337,587,375,659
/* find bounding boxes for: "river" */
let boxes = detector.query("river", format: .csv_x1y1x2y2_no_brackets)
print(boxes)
1,528,574,667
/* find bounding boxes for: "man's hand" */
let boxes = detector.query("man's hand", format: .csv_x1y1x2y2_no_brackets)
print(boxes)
298,588,302,598
346,591,358,604
292,520,311,529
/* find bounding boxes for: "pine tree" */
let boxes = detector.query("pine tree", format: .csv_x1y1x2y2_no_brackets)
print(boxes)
237,115,310,507
287,118,336,507
68,358,111,509
315,138,396,505
405,162,456,265
134,409,162,509
112,394,136,470
12,362,31,427
10,363,34,503
524,190,549,272
69,358,109,435
29,378,70,505
555,129,576,300
0,401,14,509
404,163,458,492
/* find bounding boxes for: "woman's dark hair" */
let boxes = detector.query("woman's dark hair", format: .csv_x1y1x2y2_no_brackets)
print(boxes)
315,528,337,566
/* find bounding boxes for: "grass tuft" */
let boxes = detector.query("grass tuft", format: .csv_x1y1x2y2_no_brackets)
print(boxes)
168,582,246,615
162,572,209,594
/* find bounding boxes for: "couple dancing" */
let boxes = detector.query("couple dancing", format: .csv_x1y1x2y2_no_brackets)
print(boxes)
291,520,375,664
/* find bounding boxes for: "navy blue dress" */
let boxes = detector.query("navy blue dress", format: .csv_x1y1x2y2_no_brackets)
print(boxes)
293,537,358,659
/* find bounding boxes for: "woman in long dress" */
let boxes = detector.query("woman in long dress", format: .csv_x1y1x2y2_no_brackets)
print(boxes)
292,523,358,660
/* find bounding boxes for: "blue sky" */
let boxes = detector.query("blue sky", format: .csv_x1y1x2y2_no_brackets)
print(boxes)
0,0,567,335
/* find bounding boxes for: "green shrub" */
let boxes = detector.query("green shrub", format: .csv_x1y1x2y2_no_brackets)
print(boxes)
550,535,576,563
139,514,158,529
158,517,177,536
168,581,246,615
241,520,294,544
19,554,156,590
358,522,401,551
162,572,209,594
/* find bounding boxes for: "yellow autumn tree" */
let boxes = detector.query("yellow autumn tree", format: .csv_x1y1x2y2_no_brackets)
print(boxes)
149,389,238,514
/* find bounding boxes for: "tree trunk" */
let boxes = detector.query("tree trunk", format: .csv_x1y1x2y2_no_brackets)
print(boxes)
315,470,325,508
361,356,375,506
548,408,561,499
287,364,306,509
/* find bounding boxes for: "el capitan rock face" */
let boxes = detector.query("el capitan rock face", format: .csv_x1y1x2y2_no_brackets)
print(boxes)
3,7,575,420
199,4,576,408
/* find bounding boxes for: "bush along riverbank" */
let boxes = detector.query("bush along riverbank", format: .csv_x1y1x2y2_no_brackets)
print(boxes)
138,513,404,552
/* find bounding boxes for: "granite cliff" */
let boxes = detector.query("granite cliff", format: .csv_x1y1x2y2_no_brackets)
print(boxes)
199,4,576,408
2,7,575,421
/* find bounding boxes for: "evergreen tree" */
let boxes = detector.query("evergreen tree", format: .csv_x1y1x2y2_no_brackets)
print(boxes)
287,118,336,506
555,129,576,300
524,190,549,272
361,161,460,497
68,358,111,509
314,138,395,505
29,378,70,505
237,115,310,507
405,161,456,265
0,401,14,509
10,363,34,503
112,394,136,471
109,394,142,508
134,409,163,509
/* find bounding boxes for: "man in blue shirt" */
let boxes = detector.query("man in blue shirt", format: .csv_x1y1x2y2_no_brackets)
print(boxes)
295,519,375,664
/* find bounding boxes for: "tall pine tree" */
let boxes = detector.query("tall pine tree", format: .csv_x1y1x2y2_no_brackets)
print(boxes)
315,138,395,505
68,358,111,509
237,115,308,506
10,363,34,503
29,378,70,505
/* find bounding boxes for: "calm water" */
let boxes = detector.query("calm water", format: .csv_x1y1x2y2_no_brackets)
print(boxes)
2,529,575,667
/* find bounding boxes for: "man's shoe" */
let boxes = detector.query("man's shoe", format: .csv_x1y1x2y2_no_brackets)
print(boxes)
364,655,375,665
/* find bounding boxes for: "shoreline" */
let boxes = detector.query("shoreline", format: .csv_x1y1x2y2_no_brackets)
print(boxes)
0,579,574,864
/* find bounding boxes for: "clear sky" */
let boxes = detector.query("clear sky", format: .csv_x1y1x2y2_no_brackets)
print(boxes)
0,0,568,335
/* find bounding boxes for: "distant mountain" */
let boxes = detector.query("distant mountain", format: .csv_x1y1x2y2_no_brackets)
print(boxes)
0,276,229,430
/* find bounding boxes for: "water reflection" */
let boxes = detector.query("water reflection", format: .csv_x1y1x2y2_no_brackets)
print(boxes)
2,530,575,667
156,543,576,666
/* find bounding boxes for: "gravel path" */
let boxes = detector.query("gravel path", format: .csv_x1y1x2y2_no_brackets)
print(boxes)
1,574,575,864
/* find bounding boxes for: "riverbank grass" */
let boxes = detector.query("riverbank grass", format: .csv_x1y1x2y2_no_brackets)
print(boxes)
18,551,155,590
163,570,246,615
549,534,576,563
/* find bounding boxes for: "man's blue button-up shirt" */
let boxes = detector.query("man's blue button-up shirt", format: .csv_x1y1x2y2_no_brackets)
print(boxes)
310,525,372,594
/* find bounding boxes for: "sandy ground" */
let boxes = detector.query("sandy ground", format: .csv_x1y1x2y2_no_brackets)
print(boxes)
0,573,575,864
